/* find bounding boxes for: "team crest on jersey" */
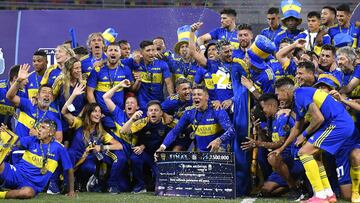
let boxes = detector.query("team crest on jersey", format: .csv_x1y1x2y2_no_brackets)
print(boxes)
158,130,165,137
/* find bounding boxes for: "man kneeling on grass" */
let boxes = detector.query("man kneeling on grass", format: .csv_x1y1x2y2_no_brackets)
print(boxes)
0,120,75,199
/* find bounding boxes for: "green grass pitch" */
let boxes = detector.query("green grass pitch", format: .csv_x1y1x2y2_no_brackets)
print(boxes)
0,192,350,202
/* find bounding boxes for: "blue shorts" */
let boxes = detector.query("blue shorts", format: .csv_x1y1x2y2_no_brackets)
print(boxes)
267,152,304,186
307,118,354,155
0,163,39,194
335,128,360,185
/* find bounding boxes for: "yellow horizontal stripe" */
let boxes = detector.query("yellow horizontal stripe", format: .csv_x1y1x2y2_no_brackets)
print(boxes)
22,151,58,173
250,43,270,59
282,4,301,13
95,81,125,92
18,111,36,129
230,41,239,49
139,72,163,83
194,124,222,136
313,89,328,109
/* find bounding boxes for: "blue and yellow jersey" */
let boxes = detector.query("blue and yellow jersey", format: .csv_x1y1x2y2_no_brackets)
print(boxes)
161,94,193,119
194,67,216,100
232,48,246,60
272,113,295,155
260,25,286,42
343,64,360,97
162,107,235,152
130,117,173,155
274,29,302,49
131,60,171,110
168,58,198,83
68,125,113,166
25,71,42,100
197,59,237,102
328,23,359,48
0,80,16,124
209,27,239,49
294,87,349,122
270,58,297,81
296,31,331,55
87,63,133,113
15,97,62,137
249,67,275,93
16,136,72,192
40,64,61,87
109,106,132,145
80,53,107,75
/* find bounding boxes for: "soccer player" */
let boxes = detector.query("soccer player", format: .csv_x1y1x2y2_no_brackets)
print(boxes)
81,32,107,75
190,22,243,110
297,12,331,55
0,120,75,199
271,77,356,202
318,44,344,84
119,40,131,59
103,79,138,157
153,37,173,61
62,84,129,193
295,62,317,87
157,85,235,153
232,24,253,60
328,4,359,48
260,7,285,42
52,57,86,143
26,50,48,100
168,34,199,84
321,6,337,31
120,100,174,193
241,94,302,200
276,38,306,80
41,45,75,87
6,64,62,142
161,78,193,151
87,42,133,128
197,8,239,50
129,40,174,111
0,65,28,129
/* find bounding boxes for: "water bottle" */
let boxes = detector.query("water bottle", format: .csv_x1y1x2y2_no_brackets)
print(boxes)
0,48,5,75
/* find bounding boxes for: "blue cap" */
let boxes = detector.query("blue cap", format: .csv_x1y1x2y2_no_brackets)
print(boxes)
313,73,340,90
247,35,276,70
334,33,354,48
281,0,302,21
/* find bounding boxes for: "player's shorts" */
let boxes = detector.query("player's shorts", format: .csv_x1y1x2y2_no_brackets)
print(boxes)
334,128,360,185
267,152,304,186
307,117,354,155
0,163,39,194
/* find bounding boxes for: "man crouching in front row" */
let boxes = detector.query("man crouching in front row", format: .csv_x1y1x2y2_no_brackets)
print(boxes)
0,119,75,199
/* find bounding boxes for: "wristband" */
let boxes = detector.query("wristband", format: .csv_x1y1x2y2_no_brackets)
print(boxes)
301,131,307,137
200,45,206,51
249,86,256,93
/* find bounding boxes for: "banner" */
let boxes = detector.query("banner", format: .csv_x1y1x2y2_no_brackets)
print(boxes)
155,151,236,199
